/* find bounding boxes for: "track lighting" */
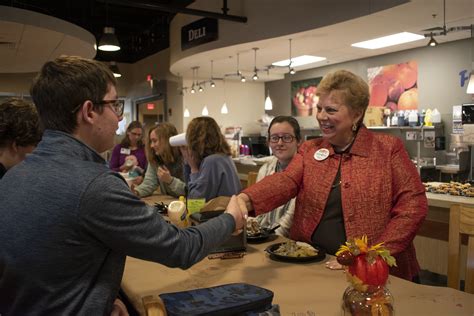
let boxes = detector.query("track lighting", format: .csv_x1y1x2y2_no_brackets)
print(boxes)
289,68,296,75
288,39,296,75
210,81,216,88
191,85,196,94
198,86,203,92
252,48,259,81
241,75,246,82
427,33,438,47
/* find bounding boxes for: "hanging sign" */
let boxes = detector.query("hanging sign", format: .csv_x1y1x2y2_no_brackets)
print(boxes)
181,18,218,51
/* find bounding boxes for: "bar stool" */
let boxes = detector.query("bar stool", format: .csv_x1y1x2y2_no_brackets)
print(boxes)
247,171,258,188
447,204,474,293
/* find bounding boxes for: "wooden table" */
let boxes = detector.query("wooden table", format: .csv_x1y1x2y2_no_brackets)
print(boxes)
121,236,474,316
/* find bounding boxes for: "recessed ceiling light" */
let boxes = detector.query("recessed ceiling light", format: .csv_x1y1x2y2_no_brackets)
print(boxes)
272,55,326,67
351,32,425,49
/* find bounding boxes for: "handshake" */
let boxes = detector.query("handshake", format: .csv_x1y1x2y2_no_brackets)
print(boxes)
225,195,250,235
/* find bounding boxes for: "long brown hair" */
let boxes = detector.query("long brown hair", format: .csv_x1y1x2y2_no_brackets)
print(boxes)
146,122,181,168
186,116,230,163
120,121,144,148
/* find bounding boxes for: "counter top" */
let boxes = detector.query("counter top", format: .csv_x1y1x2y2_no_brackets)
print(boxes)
426,192,474,208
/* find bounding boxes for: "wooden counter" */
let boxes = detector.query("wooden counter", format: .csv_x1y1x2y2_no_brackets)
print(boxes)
414,192,474,276
121,236,474,316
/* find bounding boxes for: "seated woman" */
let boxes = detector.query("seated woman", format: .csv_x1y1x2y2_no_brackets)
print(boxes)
182,116,241,201
133,123,185,197
109,121,147,180
254,116,302,237
239,70,427,282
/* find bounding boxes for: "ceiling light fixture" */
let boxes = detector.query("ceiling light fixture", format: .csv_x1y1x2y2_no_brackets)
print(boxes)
190,66,198,93
288,39,295,75
109,61,122,78
252,48,259,81
272,55,326,67
264,90,273,111
351,32,424,49
427,33,438,47
236,53,245,82
221,103,229,114
98,26,121,51
198,85,203,92
184,108,190,117
210,60,216,88
202,106,209,116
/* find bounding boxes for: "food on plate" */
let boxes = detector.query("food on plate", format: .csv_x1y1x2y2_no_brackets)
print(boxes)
246,217,262,237
273,240,318,257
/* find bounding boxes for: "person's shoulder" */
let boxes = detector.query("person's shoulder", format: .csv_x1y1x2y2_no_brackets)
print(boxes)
204,153,230,162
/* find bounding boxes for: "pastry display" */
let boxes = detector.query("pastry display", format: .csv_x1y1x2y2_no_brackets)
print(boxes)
423,181,474,197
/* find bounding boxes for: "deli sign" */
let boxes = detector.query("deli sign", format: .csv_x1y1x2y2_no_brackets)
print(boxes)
181,18,218,50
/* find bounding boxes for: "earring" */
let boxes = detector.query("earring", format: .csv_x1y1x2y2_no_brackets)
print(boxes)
352,123,358,132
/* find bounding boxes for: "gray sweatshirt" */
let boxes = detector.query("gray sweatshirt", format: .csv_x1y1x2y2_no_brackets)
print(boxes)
0,130,236,315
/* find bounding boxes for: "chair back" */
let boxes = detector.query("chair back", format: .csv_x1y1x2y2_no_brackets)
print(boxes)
447,204,474,293
247,171,258,187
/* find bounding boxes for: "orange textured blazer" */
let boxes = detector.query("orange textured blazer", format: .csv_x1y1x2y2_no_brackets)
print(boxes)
244,126,427,281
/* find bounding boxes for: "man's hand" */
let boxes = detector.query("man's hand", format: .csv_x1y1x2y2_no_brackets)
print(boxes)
225,195,248,235
157,165,173,184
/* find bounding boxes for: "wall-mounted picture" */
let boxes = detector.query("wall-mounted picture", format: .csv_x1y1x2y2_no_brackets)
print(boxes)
291,77,322,117
367,60,418,111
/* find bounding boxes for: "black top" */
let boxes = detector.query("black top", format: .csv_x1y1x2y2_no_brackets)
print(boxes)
311,156,347,255
0,163,6,179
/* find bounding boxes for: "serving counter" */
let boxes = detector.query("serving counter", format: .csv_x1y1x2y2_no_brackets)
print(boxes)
415,192,474,276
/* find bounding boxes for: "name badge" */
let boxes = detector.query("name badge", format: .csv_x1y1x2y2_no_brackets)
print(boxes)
314,148,329,161
120,148,131,155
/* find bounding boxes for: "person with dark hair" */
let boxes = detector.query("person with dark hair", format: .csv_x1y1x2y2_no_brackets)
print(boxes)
109,120,147,174
238,70,426,282
0,56,247,315
182,116,241,201
252,116,302,237
133,122,185,197
0,97,42,179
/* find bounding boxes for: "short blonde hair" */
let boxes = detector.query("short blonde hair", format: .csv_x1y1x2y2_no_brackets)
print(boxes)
316,70,369,117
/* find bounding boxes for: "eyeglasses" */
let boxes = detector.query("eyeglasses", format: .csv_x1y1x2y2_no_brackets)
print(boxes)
71,99,124,117
269,134,296,143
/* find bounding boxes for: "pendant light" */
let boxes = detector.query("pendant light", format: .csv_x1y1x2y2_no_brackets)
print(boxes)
221,79,229,114
98,27,120,51
202,106,209,116
190,67,197,94
252,48,259,81
109,61,121,78
221,103,229,114
288,39,295,74
264,90,273,110
184,108,190,117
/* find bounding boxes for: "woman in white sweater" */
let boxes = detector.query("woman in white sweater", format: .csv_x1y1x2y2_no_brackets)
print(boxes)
255,116,302,237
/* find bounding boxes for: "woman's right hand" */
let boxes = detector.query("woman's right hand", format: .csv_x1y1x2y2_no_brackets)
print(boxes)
157,166,172,184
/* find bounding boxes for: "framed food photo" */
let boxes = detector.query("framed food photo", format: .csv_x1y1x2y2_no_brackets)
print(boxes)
291,77,322,117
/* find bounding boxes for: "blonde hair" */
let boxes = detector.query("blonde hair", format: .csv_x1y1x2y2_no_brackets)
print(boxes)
316,70,369,125
146,122,181,167
186,117,230,163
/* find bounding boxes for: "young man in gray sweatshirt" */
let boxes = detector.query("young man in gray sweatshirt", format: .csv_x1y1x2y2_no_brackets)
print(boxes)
0,56,246,315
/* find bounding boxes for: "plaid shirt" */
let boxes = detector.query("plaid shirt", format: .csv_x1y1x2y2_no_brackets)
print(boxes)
244,126,427,281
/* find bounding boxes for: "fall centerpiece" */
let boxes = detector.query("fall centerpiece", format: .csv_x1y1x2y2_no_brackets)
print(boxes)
336,236,396,316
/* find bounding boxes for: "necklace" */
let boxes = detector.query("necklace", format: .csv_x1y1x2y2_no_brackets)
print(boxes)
334,135,355,153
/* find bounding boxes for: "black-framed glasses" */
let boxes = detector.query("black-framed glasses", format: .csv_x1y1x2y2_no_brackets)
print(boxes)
269,134,296,143
71,99,124,117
